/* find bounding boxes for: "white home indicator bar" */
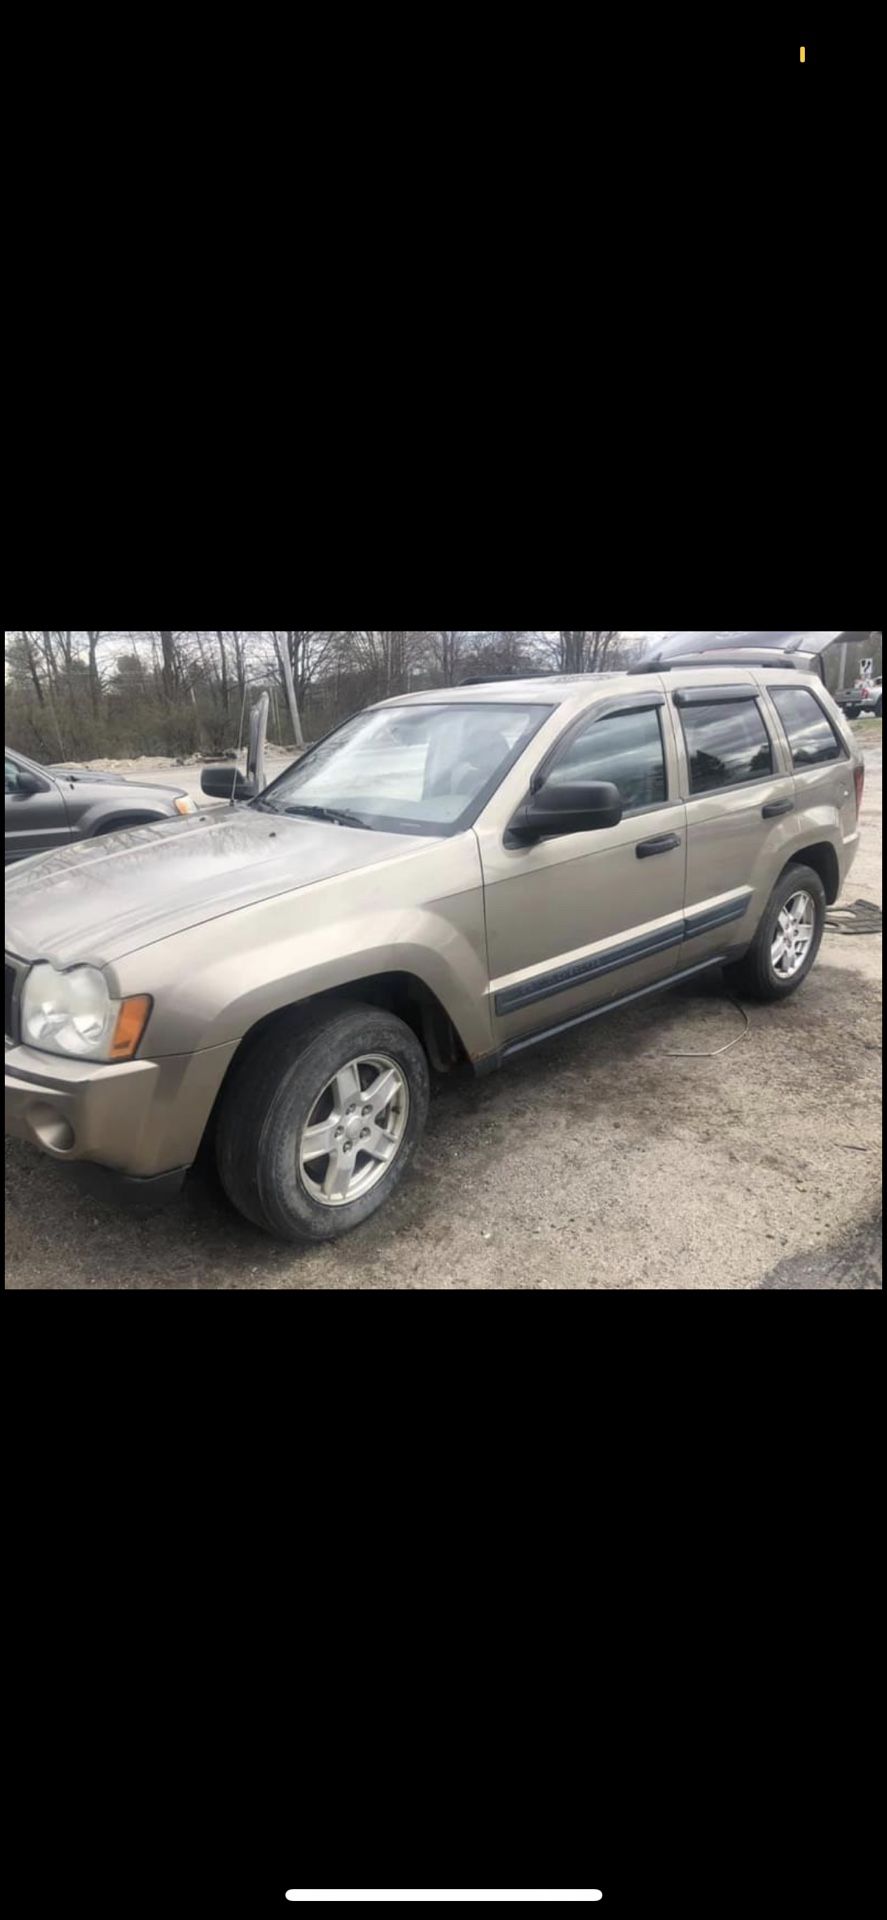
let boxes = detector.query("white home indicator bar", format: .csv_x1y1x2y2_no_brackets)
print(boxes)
285,1897,603,1905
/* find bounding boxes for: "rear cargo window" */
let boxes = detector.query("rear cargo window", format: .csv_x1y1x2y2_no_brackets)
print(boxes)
769,687,844,766
680,701,774,794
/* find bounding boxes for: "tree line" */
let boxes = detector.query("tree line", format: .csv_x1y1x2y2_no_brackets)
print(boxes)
4,630,630,763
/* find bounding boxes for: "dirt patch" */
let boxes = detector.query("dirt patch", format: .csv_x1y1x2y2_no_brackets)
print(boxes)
51,748,299,774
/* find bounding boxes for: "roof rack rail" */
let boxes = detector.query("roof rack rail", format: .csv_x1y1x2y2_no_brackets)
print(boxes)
458,672,560,686
629,653,802,676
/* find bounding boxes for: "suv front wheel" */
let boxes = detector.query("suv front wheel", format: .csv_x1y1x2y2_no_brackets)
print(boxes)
723,863,827,1002
216,1002,430,1243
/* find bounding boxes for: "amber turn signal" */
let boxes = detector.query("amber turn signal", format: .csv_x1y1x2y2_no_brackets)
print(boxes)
109,995,153,1060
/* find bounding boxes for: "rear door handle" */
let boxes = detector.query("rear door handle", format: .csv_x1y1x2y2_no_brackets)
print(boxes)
636,833,682,859
762,799,795,819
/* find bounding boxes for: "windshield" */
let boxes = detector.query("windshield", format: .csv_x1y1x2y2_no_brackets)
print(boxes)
256,703,549,836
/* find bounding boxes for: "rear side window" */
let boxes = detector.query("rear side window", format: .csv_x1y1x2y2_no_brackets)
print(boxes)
679,701,773,794
769,687,844,765
546,707,667,811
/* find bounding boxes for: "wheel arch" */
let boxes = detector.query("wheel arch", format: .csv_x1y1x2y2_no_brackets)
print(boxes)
246,971,466,1069
90,810,171,836
785,841,841,904
194,971,469,1167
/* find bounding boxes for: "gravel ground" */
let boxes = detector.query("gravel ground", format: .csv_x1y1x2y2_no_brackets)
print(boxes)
5,748,882,1290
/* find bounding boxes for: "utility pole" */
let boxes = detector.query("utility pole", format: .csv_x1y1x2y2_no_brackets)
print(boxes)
278,635,305,750
247,692,270,792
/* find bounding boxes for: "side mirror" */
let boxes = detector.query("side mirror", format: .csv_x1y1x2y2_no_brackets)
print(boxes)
200,766,258,801
506,779,623,846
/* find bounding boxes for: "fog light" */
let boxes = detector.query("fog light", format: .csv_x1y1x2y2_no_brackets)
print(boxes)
28,1103,76,1152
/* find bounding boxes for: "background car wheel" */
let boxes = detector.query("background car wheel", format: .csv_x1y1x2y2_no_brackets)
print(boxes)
723,864,827,1002
216,1002,430,1243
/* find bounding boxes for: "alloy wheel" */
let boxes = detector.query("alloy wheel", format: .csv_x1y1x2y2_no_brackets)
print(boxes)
298,1054,410,1207
771,891,816,980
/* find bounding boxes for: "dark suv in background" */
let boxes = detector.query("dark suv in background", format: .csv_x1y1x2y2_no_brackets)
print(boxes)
5,748,195,864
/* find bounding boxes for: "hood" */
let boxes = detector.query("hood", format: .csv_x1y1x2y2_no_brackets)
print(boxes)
640,631,869,661
5,808,437,969
47,766,184,794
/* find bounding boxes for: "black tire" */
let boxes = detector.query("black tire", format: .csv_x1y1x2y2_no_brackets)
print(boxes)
723,864,827,1002
845,705,861,720
216,1002,430,1243
876,696,883,718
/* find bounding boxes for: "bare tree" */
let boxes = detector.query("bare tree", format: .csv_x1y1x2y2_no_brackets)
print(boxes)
427,630,464,686
462,630,540,678
6,627,639,763
377,630,409,695
214,631,230,714
40,630,63,697
86,631,106,716
229,630,247,706
557,630,619,673
17,631,46,707
158,631,179,703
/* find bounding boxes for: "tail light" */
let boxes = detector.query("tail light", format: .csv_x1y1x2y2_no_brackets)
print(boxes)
854,763,866,816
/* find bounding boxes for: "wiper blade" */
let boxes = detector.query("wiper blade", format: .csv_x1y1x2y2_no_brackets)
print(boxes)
280,803,371,829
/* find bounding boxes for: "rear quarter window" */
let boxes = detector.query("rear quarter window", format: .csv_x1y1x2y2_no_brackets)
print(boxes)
769,687,845,766
678,700,774,794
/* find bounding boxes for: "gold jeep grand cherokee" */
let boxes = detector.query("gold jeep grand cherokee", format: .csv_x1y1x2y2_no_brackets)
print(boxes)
5,632,865,1244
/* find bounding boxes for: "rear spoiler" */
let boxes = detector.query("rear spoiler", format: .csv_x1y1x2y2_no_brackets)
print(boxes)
638,631,867,658
632,632,871,683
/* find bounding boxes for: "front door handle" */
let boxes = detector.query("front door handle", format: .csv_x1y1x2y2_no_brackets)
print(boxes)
636,833,682,859
762,799,795,819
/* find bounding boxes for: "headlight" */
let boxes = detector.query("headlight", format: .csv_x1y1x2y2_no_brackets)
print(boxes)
174,797,195,816
21,965,152,1062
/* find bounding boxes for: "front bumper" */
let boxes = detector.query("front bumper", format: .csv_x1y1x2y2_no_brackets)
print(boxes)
5,1037,239,1179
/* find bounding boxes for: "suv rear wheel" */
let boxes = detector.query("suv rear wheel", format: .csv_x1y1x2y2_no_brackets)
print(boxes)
723,864,827,1002
216,1002,430,1243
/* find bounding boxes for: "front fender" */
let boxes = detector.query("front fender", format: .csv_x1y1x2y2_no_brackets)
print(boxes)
107,836,494,1062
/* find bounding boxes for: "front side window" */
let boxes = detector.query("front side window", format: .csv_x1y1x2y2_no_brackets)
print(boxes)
545,707,667,811
769,687,843,766
5,757,21,793
679,701,774,795
257,703,549,836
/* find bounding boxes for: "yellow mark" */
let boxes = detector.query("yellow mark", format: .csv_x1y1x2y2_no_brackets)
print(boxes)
800,46,805,62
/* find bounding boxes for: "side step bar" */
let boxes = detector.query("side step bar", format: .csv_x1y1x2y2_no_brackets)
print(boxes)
474,956,727,1074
